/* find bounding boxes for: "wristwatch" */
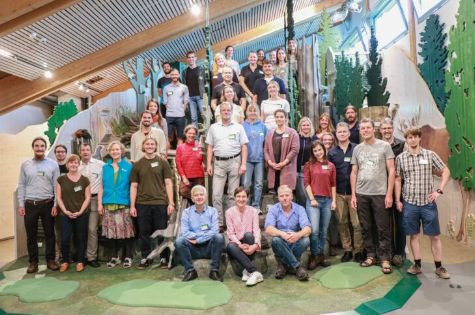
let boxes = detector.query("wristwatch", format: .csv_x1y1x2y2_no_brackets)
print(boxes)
436,189,443,194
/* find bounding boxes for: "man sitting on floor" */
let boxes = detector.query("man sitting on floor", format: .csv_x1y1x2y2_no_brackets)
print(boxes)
175,185,225,281
265,185,311,281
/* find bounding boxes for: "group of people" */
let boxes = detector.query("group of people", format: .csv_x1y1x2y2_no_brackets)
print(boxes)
17,43,451,286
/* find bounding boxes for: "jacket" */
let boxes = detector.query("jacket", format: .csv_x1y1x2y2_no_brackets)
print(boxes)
102,158,133,206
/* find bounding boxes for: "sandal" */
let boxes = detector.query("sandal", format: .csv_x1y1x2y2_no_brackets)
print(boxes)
381,260,393,274
360,256,376,267
122,257,133,269
107,257,121,269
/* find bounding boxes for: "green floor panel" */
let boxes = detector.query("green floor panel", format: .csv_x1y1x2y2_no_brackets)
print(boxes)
313,262,383,289
0,278,79,303
97,279,231,310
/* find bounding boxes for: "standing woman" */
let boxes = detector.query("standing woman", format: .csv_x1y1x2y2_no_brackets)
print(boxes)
295,117,318,207
315,113,335,139
176,125,205,202
260,81,290,130
287,39,298,77
56,155,91,272
211,53,238,90
264,109,300,192
146,99,168,139
304,141,337,270
215,86,245,124
242,104,267,208
98,141,135,269
273,48,289,88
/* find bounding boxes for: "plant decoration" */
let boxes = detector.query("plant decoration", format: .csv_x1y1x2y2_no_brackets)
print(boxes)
44,99,78,145
365,27,390,107
418,14,449,114
334,51,365,117
318,10,341,86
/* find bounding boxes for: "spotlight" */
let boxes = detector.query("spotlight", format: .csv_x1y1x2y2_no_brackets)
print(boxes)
44,70,53,79
190,3,201,16
79,84,84,91
85,88,90,93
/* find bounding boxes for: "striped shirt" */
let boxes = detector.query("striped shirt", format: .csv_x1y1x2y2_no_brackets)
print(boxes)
396,148,445,206
225,206,261,247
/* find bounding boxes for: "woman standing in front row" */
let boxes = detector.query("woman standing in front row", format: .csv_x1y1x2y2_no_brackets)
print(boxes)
56,154,91,272
304,141,336,270
98,141,135,269
295,117,318,207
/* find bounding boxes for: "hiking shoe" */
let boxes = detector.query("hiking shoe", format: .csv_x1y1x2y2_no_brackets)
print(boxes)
242,269,251,282
406,264,422,275
246,271,264,286
296,266,309,281
435,266,450,279
275,264,286,279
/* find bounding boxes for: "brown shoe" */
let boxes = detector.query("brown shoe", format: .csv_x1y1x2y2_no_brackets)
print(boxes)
59,263,69,273
316,254,331,267
296,266,309,281
76,263,85,272
27,262,38,274
47,260,59,271
435,266,450,279
307,254,318,270
275,263,286,279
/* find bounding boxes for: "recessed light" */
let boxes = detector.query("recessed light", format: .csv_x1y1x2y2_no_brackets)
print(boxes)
44,70,53,78
190,3,201,16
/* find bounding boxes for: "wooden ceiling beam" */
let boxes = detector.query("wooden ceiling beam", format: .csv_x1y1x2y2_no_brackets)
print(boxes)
0,0,266,113
0,0,81,37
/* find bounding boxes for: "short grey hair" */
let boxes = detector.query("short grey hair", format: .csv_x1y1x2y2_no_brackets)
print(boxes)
191,185,207,197
380,117,393,127
277,185,293,196
336,122,350,131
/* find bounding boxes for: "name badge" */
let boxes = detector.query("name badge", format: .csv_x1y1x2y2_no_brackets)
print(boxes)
228,134,236,140
344,157,351,163
259,132,264,136
151,162,159,168
37,171,45,176
199,76,203,80
192,147,199,151
200,224,210,231
419,159,428,165
213,75,218,79
93,172,99,177
322,165,329,170
366,160,375,167
282,133,289,138
259,70,264,74
167,91,173,96
74,186,82,192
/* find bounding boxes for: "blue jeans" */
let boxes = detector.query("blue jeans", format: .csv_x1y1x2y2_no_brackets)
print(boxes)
271,236,310,269
189,96,203,126
242,161,264,208
175,234,225,272
295,172,307,207
305,196,332,255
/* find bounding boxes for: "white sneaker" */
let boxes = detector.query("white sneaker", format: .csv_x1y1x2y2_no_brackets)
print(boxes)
246,271,264,286
107,257,121,269
241,269,251,282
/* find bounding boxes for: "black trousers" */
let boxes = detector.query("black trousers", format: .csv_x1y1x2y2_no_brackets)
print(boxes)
136,204,168,258
60,212,89,263
356,194,391,261
24,201,56,263
226,232,257,275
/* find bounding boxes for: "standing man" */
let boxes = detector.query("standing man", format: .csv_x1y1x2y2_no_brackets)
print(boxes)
252,59,287,106
182,51,205,128
206,102,249,230
54,144,68,175
328,122,364,263
130,111,167,162
351,118,395,274
395,127,450,279
163,68,189,146
224,45,240,76
211,66,246,111
344,105,360,144
158,62,173,117
130,138,175,269
380,118,406,266
268,50,277,65
18,137,59,273
78,143,105,268
239,51,263,100
265,185,311,281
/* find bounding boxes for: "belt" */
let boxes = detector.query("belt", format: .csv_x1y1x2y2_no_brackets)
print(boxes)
25,198,53,206
91,194,98,197
215,153,240,161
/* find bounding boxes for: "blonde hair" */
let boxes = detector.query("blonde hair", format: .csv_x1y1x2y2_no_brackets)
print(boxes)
246,103,260,117
107,141,126,155
212,53,225,76
316,113,335,134
297,117,315,137
321,132,336,149
191,185,208,202
65,154,80,170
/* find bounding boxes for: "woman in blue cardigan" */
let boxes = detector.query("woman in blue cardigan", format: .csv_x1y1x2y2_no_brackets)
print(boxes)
98,141,135,268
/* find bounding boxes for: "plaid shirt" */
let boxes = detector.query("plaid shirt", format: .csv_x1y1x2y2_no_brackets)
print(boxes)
396,149,445,206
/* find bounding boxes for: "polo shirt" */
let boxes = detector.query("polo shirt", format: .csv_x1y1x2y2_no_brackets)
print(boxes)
180,205,220,244
240,64,263,91
206,121,249,158
328,142,357,195
264,202,311,233
252,76,287,105
79,158,104,195
162,82,189,117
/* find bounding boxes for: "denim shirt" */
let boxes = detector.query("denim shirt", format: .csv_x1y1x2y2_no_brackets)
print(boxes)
180,205,219,244
243,120,267,163
264,202,311,233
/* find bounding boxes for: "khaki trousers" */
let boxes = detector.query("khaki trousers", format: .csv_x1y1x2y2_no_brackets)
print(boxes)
86,196,99,261
335,194,364,252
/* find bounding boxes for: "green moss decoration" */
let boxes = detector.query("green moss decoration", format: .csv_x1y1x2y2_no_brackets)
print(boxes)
313,262,383,289
444,0,475,190
44,99,78,145
365,27,390,107
0,278,79,303
418,14,449,114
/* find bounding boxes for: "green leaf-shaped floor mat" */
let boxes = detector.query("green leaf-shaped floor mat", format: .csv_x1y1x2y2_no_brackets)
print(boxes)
97,279,231,310
313,262,383,289
0,277,79,302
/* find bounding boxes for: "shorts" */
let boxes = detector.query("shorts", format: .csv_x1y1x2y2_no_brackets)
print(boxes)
402,201,440,236
166,116,186,139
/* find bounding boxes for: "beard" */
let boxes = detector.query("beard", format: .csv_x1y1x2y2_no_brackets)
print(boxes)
34,152,45,160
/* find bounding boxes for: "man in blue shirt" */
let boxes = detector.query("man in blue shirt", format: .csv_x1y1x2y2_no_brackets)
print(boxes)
252,59,287,105
265,185,311,281
175,185,225,281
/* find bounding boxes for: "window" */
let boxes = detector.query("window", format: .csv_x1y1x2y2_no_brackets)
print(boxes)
413,0,447,19
374,1,407,49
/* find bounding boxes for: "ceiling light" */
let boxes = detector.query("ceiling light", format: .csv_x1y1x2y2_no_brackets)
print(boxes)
44,70,53,79
190,3,201,16
85,88,90,93
0,48,13,58
79,84,84,91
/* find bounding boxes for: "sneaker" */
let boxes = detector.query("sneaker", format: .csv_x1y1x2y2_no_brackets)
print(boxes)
435,266,450,279
246,271,264,286
159,258,168,269
122,257,133,269
406,264,422,275
107,257,121,269
242,269,251,282
137,258,152,270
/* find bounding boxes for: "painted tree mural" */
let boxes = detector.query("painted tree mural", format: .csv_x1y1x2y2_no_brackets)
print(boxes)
318,10,341,85
444,0,475,242
334,51,365,117
348,52,365,110
44,100,78,144
365,27,390,107
123,58,147,113
418,14,449,114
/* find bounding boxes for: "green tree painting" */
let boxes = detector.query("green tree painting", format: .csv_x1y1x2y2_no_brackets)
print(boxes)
318,10,341,85
418,14,449,114
334,51,365,117
365,27,390,107
44,100,78,144
348,52,365,110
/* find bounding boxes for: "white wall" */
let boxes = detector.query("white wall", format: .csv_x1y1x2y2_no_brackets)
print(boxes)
0,102,51,134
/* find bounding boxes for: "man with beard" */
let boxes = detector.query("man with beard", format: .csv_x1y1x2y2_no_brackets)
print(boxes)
211,66,246,111
158,62,173,117
239,51,263,100
18,137,60,273
344,105,360,144
252,59,287,106
54,144,68,175
163,68,189,146
130,111,167,162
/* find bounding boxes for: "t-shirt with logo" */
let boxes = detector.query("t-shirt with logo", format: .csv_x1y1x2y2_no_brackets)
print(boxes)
57,175,90,213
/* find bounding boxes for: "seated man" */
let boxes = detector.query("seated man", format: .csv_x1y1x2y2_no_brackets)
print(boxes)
175,185,225,281
265,185,311,281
